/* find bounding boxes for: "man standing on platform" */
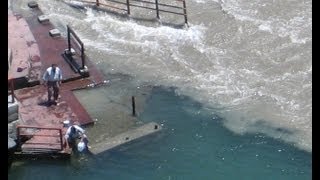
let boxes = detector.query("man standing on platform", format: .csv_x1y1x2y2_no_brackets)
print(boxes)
42,64,62,105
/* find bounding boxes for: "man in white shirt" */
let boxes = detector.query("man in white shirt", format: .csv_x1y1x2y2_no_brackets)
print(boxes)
42,64,62,104
64,124,85,149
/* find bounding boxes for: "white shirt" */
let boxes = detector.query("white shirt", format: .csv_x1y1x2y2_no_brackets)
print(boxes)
43,67,62,82
64,125,85,140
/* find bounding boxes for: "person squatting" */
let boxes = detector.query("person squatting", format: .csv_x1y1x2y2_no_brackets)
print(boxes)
64,124,89,153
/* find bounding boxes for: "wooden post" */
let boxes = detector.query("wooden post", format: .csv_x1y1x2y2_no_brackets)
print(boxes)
155,0,159,19
132,96,136,116
126,0,130,15
96,0,100,6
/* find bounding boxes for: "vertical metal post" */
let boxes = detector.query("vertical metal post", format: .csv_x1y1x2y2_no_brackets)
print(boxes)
17,127,21,150
96,0,100,6
67,25,71,52
132,96,136,116
59,129,63,151
126,0,130,15
182,0,188,24
155,0,159,19
9,79,15,103
81,44,85,69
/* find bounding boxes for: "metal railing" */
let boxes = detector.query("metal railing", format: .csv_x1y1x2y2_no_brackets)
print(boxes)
8,78,15,103
16,125,64,152
67,25,85,69
77,0,188,24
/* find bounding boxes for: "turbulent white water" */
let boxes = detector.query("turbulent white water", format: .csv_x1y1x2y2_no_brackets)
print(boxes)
10,0,312,152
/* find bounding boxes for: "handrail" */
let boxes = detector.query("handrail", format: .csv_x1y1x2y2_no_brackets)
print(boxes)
74,0,188,24
67,25,85,69
17,125,64,151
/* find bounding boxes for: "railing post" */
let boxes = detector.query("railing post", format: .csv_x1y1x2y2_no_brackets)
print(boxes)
182,0,188,24
126,0,130,15
155,0,159,19
81,44,85,69
11,80,14,103
96,0,100,6
59,129,63,151
67,25,71,52
16,126,21,150
9,79,15,103
132,96,136,116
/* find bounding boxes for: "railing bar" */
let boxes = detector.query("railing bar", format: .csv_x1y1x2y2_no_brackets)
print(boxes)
78,0,97,4
97,3,128,11
157,2,184,9
19,134,61,137
129,4,156,10
130,0,154,5
129,0,183,9
22,147,61,150
158,9,185,15
17,125,61,129
100,0,127,6
24,142,62,145
67,25,84,48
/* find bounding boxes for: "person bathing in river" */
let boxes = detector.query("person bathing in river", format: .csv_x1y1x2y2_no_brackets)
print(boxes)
64,124,85,149
77,134,90,153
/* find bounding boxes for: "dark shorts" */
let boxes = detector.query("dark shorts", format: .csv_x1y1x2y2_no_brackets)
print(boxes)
47,81,59,88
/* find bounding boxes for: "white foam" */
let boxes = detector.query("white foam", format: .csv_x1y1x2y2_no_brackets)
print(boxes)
35,0,312,152
219,0,311,44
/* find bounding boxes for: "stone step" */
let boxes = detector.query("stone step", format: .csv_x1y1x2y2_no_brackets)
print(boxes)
90,122,161,155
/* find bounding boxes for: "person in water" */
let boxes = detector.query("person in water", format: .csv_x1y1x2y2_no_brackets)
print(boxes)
64,124,85,149
77,134,90,153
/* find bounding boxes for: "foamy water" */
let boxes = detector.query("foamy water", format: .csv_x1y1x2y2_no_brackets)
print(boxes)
11,0,311,152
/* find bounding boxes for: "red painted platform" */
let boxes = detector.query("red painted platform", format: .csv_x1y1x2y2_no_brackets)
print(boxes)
9,4,106,154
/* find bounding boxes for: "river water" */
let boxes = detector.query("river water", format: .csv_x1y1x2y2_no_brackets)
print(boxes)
8,0,311,179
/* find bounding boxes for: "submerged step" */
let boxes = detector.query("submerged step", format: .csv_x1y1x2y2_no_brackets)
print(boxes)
90,122,162,155
49,29,61,37
38,15,49,23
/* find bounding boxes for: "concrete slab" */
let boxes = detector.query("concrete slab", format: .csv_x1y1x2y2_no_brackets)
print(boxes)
9,3,106,155
90,122,162,155
49,29,61,37
8,10,40,80
37,15,49,23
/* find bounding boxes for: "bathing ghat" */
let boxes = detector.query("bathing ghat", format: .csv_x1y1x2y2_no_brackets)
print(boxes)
8,1,161,160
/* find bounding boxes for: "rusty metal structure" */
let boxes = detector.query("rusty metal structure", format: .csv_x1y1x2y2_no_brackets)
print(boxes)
74,0,188,24
63,25,88,77
16,125,64,154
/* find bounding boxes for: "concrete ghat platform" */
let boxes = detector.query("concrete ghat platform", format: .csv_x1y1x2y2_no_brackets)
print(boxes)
10,4,105,127
9,3,106,156
90,122,162,155
8,10,40,83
